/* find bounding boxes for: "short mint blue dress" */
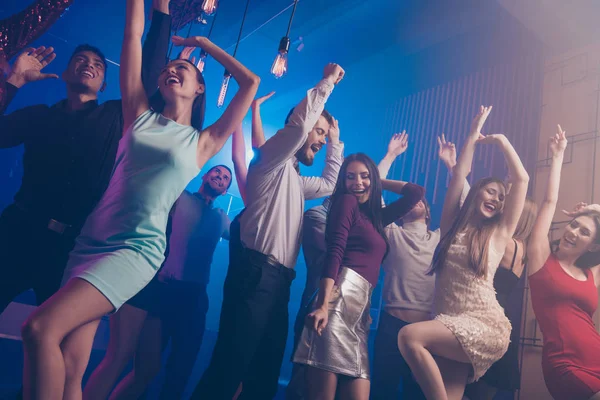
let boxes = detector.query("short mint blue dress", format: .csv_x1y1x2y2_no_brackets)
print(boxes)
62,109,200,310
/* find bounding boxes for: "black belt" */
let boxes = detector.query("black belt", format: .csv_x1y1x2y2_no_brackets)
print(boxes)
242,247,296,280
13,202,77,236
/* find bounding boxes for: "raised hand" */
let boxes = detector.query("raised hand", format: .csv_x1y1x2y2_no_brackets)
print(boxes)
437,133,456,168
476,133,507,145
171,35,207,49
7,46,59,88
323,63,345,85
178,46,196,64
549,124,567,158
562,202,600,218
328,118,340,144
469,105,493,139
306,307,329,336
252,91,275,110
385,131,408,158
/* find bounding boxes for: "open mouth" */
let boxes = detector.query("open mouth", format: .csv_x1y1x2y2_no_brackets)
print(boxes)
310,144,322,153
563,237,576,246
351,189,366,195
165,75,181,86
211,178,221,185
483,202,497,213
79,69,94,79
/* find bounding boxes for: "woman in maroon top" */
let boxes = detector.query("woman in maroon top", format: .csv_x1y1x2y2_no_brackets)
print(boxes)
293,153,424,400
527,125,600,400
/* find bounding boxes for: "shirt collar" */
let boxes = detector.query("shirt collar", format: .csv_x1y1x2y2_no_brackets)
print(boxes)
53,98,99,113
402,220,429,234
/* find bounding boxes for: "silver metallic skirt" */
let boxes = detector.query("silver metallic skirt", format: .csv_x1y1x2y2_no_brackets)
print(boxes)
293,267,373,379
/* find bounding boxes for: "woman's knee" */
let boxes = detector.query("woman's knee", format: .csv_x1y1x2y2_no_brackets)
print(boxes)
21,314,51,346
397,324,421,354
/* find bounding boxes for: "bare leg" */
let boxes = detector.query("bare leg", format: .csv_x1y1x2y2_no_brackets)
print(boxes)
109,315,163,400
397,320,471,400
435,356,469,400
62,320,102,400
305,366,337,400
22,278,114,400
83,305,148,400
337,377,370,400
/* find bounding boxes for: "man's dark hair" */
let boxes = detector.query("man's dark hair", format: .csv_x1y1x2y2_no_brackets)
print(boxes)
208,164,233,189
284,107,334,126
69,44,108,72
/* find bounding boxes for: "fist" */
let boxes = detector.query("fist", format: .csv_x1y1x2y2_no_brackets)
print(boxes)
323,63,345,85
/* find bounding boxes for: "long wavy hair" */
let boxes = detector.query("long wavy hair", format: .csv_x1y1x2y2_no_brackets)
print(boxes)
552,211,600,269
149,59,206,131
431,177,506,278
326,153,390,257
512,198,537,264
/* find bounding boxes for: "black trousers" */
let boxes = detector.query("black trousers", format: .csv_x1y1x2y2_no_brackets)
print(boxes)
0,204,78,314
191,246,295,400
370,311,426,400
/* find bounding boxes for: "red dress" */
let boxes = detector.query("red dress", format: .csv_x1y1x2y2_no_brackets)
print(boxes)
529,254,600,400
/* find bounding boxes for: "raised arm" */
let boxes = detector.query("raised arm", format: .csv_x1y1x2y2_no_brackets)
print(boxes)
251,91,275,149
141,0,172,96
302,118,344,200
479,134,529,245
437,133,470,206
254,64,344,174
527,126,567,276
378,131,408,179
440,106,491,236
121,0,150,130
231,124,248,204
381,181,425,225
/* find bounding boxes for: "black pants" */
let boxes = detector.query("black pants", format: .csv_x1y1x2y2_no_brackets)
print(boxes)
0,204,78,314
370,311,426,400
191,247,295,400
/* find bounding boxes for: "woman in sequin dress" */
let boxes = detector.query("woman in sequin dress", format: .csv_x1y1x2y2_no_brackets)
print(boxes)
19,0,259,398
397,106,530,400
527,126,600,400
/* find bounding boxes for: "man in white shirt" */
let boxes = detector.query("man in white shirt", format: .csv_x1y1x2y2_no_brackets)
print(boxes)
192,63,345,400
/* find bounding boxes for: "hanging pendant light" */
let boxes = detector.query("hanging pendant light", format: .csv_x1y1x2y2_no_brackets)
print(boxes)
218,0,251,108
196,10,218,73
271,0,298,79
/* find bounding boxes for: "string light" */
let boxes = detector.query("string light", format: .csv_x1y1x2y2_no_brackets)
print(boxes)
217,0,251,107
271,0,298,79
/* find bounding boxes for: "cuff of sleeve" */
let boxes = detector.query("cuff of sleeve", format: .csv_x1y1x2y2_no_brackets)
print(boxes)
316,78,335,97
326,142,344,158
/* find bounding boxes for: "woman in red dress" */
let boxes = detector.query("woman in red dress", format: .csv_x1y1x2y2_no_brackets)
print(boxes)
527,125,600,400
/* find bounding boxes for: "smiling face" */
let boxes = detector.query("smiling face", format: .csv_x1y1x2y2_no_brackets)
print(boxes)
295,115,330,166
344,161,371,204
158,59,205,103
63,50,106,94
475,182,506,219
558,215,599,258
201,165,231,196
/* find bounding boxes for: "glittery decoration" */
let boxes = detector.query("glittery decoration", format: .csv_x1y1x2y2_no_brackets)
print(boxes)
169,0,204,32
0,0,73,109
433,233,512,383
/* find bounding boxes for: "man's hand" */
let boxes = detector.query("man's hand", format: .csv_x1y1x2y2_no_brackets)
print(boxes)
323,63,345,85
328,118,340,145
7,47,59,88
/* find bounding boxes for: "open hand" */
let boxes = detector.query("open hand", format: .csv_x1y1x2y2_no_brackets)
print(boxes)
549,124,567,157
437,133,456,167
252,91,275,109
470,105,493,138
178,46,197,64
387,131,408,158
306,307,329,336
323,63,345,85
328,118,340,144
562,202,600,218
8,47,59,88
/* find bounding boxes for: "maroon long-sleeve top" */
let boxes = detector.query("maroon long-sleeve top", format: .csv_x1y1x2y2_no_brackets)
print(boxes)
322,183,425,286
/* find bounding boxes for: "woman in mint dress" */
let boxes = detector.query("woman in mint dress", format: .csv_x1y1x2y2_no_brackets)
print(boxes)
20,1,259,398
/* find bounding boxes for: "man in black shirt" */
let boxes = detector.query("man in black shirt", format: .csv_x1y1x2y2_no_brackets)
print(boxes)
0,0,172,315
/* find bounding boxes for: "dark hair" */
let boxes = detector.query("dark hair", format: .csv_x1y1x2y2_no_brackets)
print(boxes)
284,107,334,126
149,59,206,131
69,44,108,72
552,211,600,269
431,177,506,278
327,153,390,258
208,164,233,189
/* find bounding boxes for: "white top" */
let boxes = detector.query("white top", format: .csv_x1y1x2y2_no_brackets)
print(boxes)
240,78,343,268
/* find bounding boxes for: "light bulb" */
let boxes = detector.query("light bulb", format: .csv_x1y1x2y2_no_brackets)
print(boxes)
217,72,231,108
271,37,291,79
202,0,218,16
271,52,288,79
196,51,207,73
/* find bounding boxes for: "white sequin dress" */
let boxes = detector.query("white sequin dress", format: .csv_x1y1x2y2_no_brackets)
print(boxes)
434,232,511,382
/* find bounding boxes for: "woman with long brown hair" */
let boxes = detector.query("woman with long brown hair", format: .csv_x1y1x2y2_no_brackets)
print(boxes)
397,106,530,400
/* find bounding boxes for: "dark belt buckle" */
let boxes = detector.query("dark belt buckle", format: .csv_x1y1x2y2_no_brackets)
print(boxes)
48,218,70,234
